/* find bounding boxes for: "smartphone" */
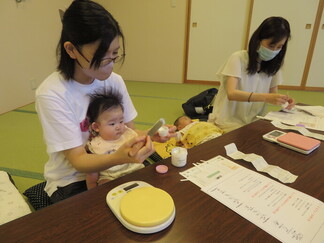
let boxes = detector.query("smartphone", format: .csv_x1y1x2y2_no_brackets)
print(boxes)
147,118,165,137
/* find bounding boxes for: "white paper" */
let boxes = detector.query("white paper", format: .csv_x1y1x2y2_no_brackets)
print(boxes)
225,143,298,183
271,121,324,141
295,105,324,118
200,156,324,243
179,156,240,188
261,111,324,132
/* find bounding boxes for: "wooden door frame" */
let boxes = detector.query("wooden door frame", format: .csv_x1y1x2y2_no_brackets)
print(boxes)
183,0,220,85
297,0,324,91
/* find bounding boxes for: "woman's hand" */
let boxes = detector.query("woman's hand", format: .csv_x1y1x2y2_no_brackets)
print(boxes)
265,93,289,106
116,135,155,163
285,97,295,110
63,136,154,173
151,125,177,143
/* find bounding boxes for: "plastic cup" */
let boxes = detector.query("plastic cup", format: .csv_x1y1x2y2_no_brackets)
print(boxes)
171,147,188,167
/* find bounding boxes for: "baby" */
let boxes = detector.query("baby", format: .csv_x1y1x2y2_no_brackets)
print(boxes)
174,115,223,148
85,90,144,189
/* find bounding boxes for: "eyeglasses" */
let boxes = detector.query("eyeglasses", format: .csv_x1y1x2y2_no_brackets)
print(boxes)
75,46,125,68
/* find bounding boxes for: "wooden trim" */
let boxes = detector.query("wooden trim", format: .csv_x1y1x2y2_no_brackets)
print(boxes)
278,85,309,90
303,86,324,92
184,82,324,91
244,0,254,49
278,85,305,90
183,0,191,84
279,85,324,91
186,79,220,86
300,0,324,88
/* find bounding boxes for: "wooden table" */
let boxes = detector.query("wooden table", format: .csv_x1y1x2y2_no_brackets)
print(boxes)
1,120,323,242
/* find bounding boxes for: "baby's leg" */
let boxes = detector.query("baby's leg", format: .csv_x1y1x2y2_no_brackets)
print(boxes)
86,172,99,189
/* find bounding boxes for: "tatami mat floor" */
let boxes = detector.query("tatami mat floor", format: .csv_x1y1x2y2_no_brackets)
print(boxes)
1,80,323,196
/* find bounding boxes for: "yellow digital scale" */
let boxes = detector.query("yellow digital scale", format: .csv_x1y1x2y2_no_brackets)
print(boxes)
106,181,176,234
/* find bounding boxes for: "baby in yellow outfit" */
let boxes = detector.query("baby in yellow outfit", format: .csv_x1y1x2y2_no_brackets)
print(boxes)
174,116,223,148
154,116,223,158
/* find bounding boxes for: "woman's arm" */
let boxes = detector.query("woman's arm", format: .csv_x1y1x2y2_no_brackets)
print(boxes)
226,76,289,106
64,135,154,173
126,120,177,143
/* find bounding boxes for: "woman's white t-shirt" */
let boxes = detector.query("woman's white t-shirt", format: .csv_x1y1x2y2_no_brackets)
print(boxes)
209,50,283,132
35,71,137,196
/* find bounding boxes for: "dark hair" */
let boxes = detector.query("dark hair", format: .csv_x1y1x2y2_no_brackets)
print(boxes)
174,115,188,127
57,0,125,80
87,89,124,124
247,16,290,76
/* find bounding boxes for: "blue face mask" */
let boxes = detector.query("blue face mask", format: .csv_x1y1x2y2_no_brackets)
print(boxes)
257,45,281,61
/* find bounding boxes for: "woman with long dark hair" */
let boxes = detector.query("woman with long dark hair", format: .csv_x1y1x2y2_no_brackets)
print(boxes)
35,0,173,203
209,17,295,132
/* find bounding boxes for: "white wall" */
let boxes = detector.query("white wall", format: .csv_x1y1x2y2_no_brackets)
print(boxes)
1,0,187,114
0,0,72,114
99,0,187,84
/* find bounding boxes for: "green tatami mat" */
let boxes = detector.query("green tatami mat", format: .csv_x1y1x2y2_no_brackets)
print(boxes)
125,80,216,100
132,96,185,125
126,81,324,109
0,111,47,173
127,81,217,126
278,89,324,106
12,176,44,195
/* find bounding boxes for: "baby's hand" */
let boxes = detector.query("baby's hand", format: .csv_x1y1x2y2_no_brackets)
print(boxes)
152,125,177,143
158,126,169,137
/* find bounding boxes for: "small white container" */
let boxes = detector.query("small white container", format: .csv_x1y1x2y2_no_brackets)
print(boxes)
158,126,169,137
171,147,188,167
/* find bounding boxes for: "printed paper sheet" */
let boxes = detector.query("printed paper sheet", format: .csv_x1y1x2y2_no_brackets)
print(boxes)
181,156,324,243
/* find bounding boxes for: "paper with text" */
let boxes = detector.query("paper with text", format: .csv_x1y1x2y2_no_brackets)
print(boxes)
271,121,324,141
261,111,324,132
179,158,240,188
200,156,324,243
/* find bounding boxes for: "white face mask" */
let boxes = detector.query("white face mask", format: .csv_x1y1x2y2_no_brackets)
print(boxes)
257,45,281,61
